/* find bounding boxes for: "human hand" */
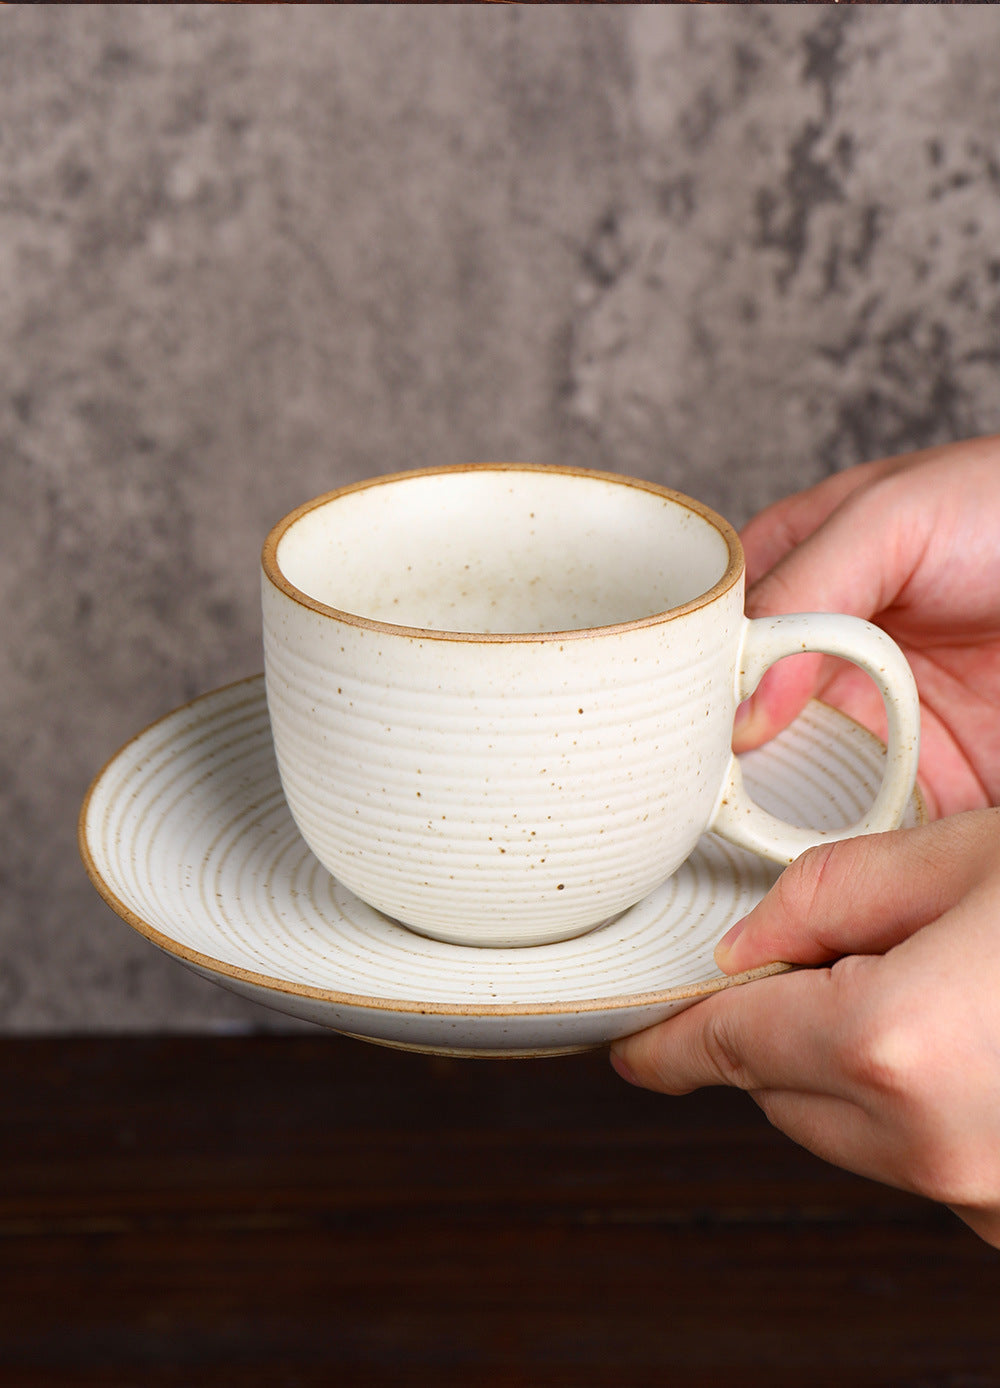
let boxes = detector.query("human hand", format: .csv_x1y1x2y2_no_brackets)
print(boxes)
733,434,1000,818
610,812,1000,1249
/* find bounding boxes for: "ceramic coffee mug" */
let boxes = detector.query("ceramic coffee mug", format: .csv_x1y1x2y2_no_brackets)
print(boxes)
261,464,919,948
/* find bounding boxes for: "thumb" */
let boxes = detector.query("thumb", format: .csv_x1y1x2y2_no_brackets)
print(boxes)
714,814,993,974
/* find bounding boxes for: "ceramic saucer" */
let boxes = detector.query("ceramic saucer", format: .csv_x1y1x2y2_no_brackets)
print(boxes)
79,676,925,1057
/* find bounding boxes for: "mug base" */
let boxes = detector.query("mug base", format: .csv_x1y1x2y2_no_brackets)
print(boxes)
384,908,631,950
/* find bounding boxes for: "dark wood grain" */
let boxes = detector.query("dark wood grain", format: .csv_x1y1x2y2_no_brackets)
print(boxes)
0,1037,997,1386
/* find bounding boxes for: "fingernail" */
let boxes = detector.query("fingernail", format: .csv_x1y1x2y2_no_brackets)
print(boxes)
733,699,753,732
732,698,763,751
714,918,746,969
609,1049,639,1086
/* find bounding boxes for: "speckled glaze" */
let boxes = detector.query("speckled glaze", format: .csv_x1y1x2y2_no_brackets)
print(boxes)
77,678,926,1057
261,465,920,947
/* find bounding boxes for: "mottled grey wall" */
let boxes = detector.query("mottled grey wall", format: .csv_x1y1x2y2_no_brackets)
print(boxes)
3,5,999,1030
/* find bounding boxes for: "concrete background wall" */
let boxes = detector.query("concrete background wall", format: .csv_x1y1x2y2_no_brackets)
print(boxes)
3,4,1000,1031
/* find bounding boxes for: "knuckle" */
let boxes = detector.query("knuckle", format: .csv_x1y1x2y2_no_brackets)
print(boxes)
839,996,928,1100
834,992,997,1208
771,839,842,935
824,959,925,1097
701,1010,755,1090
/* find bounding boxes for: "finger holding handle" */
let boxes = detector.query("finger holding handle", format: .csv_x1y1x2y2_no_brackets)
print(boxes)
711,613,921,864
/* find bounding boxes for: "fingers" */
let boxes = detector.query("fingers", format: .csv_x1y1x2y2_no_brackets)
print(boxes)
740,456,893,585
731,651,828,753
611,960,864,1098
734,471,931,752
715,814,996,975
611,973,951,1194
738,437,991,587
733,650,897,755
615,817,994,1097
613,935,1000,1224
735,443,972,751
749,1087,921,1194
746,480,925,625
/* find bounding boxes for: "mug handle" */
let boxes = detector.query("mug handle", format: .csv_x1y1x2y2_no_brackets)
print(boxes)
710,613,920,864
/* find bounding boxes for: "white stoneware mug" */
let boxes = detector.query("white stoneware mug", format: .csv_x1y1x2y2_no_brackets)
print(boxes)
262,464,920,948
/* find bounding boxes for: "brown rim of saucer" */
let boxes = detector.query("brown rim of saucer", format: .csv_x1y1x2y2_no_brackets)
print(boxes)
77,675,929,1023
260,463,745,643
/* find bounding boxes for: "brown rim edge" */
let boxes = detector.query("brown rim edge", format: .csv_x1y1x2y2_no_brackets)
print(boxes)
260,463,745,643
78,674,926,1021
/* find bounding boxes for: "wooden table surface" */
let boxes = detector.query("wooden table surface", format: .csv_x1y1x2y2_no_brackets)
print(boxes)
0,1035,997,1387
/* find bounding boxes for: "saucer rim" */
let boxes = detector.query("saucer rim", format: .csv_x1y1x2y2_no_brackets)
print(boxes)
78,674,922,1020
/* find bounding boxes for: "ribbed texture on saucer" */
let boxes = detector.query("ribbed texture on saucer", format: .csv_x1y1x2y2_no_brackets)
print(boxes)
79,678,924,1054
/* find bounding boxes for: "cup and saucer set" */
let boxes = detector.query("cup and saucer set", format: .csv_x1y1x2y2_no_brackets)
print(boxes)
80,466,924,1057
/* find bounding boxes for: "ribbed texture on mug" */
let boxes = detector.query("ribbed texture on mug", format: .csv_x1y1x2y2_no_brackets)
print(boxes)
262,612,736,946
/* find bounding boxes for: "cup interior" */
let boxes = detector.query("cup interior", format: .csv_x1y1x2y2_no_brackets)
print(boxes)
270,466,739,635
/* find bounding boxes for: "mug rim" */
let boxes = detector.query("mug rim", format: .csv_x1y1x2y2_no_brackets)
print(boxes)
261,462,745,644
